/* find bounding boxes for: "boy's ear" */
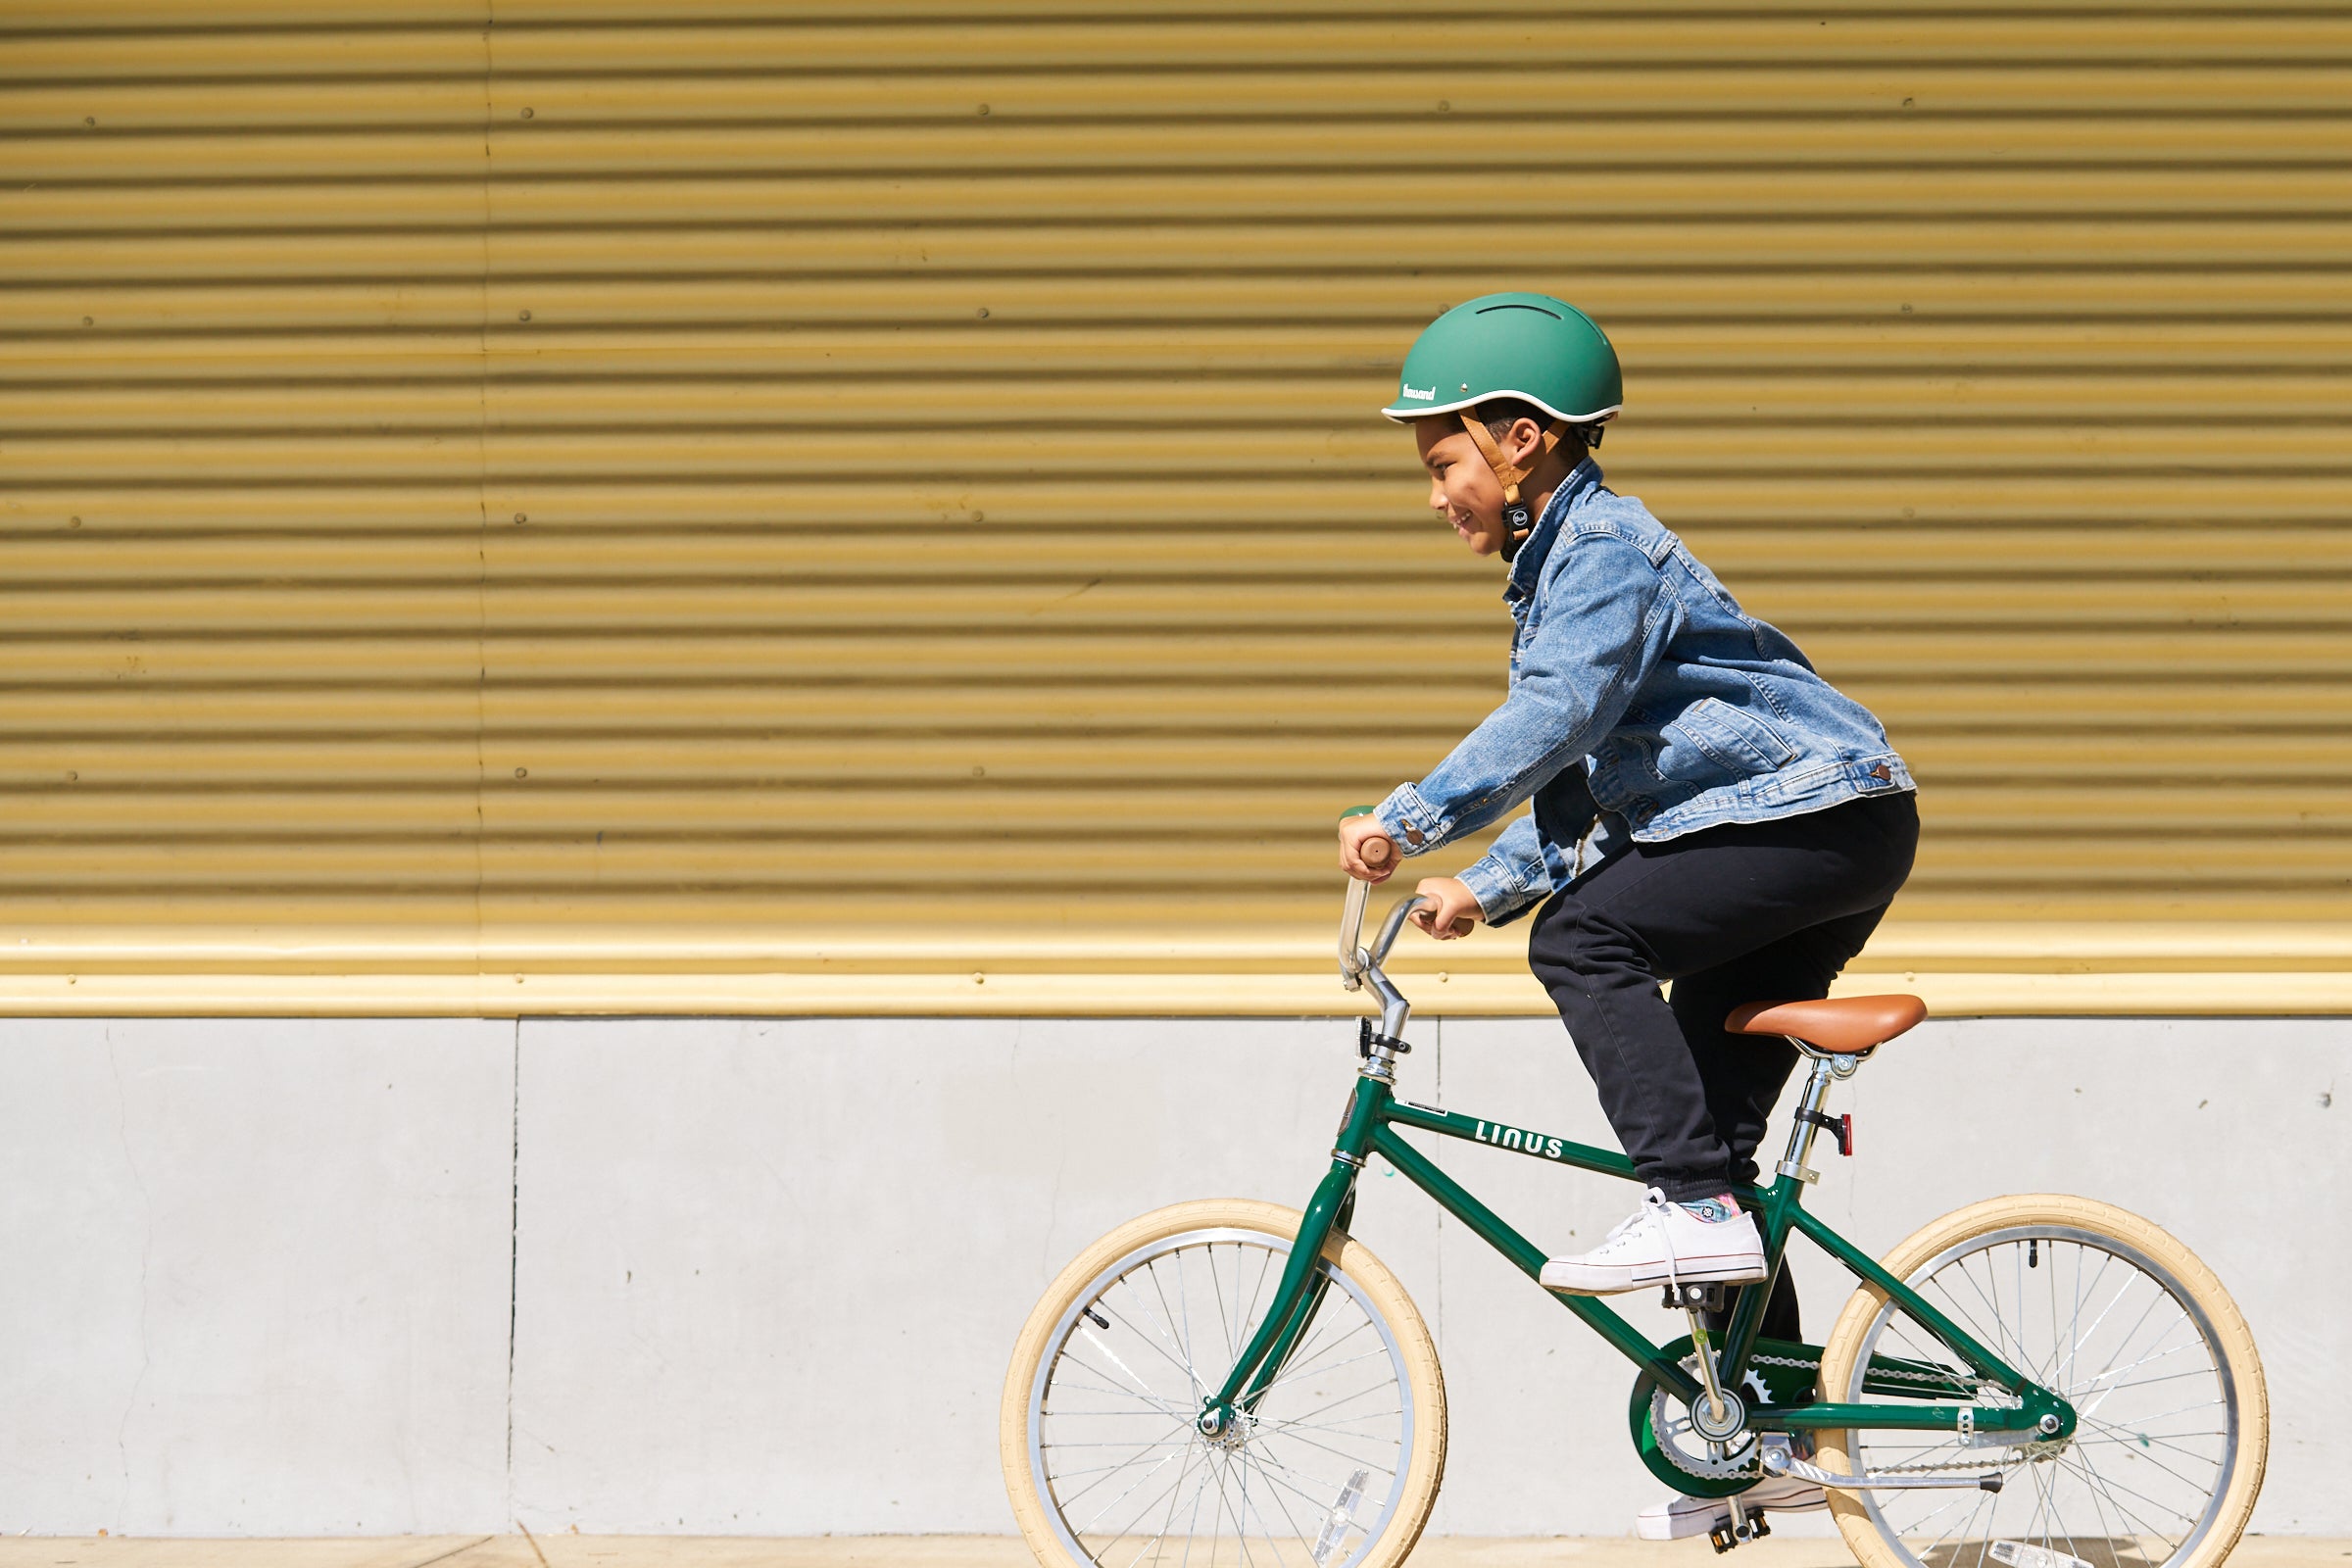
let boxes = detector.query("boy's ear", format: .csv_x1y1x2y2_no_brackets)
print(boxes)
1504,416,1550,465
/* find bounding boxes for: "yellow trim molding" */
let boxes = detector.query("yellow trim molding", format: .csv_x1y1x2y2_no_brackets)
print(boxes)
0,967,2344,1018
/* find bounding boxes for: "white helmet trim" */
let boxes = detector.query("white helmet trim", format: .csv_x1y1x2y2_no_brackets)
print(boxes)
1380,386,1623,424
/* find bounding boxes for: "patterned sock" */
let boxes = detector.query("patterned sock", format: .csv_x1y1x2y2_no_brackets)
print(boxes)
1677,1194,1741,1223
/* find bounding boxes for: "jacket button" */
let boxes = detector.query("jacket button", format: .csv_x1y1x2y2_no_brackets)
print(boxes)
1869,764,1892,783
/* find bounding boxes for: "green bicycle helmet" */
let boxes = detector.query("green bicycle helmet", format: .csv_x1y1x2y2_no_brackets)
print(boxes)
1380,291,1622,425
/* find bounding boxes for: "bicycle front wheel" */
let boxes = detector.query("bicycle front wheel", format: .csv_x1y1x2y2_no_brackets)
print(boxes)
1000,1199,1446,1568
1817,1194,2268,1568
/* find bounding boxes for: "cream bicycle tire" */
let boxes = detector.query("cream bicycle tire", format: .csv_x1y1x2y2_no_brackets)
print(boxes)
1001,1199,1446,1568
1817,1194,2267,1568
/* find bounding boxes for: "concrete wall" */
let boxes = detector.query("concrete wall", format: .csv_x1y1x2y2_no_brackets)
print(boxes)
1,1014,2341,1537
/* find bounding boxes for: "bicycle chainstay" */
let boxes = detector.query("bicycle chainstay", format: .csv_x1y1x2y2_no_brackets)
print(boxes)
1657,1352,2067,1478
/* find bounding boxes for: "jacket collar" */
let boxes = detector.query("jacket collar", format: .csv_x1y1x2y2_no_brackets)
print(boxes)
1503,458,1602,604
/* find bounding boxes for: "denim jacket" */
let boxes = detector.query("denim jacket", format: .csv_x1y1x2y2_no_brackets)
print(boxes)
1374,460,1914,926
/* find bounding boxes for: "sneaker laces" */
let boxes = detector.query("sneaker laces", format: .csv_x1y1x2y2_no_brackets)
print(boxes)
1640,1186,1682,1296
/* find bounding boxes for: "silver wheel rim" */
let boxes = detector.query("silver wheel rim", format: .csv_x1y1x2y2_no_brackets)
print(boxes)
1844,1225,2238,1568
1026,1225,1415,1568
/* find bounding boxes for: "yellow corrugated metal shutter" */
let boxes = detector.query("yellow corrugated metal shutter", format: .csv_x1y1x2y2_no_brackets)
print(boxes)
3,2,2347,1014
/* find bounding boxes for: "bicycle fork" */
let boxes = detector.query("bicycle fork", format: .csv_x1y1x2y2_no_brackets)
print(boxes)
1197,1062,1389,1438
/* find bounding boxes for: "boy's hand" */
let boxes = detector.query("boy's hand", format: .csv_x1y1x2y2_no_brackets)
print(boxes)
1408,877,1483,940
1338,814,1401,883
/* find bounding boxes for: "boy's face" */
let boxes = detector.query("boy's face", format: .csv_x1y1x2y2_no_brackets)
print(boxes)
1413,416,1510,556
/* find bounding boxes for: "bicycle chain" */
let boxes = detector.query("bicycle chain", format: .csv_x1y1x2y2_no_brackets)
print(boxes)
1670,1353,2055,1477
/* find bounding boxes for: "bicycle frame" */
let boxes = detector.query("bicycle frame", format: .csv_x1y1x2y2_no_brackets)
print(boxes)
1194,891,2079,1453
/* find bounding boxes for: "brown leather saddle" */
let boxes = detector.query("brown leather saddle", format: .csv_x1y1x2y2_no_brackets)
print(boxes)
1725,994,1927,1054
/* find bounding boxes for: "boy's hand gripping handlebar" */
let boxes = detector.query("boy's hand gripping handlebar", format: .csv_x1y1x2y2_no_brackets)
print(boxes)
1337,804,1397,883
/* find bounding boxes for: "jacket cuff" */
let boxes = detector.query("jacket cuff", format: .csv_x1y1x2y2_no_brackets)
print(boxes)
1373,782,1445,855
1455,854,1541,927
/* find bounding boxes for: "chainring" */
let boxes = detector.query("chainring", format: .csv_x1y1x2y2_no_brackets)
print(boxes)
1629,1336,1819,1499
1650,1360,1771,1480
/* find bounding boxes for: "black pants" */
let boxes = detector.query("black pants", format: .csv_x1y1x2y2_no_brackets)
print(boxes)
1526,791,1919,1338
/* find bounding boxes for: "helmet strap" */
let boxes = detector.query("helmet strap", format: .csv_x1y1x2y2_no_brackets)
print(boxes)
1460,413,1569,562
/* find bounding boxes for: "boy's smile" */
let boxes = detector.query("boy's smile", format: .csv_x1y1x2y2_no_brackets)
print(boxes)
1413,413,1578,559
1414,416,1507,555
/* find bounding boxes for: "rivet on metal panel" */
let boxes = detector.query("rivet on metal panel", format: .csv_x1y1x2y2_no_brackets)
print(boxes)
83,116,95,125
517,310,531,321
1437,100,1449,112
977,103,990,116
514,767,528,779
972,972,986,985
68,516,80,528
513,512,527,524
520,107,534,120
976,307,990,318
81,317,93,326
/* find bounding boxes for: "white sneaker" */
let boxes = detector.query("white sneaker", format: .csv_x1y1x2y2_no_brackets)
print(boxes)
1539,1188,1766,1296
1634,1474,1828,1541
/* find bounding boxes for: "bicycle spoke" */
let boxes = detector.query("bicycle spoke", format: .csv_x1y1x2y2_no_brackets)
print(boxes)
2055,1447,2186,1548
1100,1282,1207,1396
1255,1302,1367,1395
2061,1248,2117,1395
1213,1244,1240,1370
1059,1427,1193,1513
1252,1422,1400,1475
1131,1440,1207,1568
1254,1329,1381,1400
1058,1354,1192,1413
1240,1443,1317,1563
2076,1330,2201,1396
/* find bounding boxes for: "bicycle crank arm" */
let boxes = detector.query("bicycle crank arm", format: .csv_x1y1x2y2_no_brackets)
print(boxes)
1762,1449,2004,1493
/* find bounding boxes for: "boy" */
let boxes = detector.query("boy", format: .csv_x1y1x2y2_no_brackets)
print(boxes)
1337,292,1918,1537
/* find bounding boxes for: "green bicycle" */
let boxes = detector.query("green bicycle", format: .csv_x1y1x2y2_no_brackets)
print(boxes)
1002,866,2269,1568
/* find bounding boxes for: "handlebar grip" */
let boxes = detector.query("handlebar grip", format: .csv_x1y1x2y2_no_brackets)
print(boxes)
1361,835,1396,869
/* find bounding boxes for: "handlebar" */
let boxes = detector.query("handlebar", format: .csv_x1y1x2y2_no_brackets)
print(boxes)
1339,880,1431,1046
1337,806,1433,1044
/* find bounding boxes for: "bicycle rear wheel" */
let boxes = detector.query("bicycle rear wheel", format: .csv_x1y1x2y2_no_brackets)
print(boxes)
1001,1199,1446,1568
1817,1195,2267,1568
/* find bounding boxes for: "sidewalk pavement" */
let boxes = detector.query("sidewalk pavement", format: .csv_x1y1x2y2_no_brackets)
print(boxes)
0,1540,2340,1568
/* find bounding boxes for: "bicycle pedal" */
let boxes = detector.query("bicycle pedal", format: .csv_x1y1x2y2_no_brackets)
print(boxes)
1707,1510,1770,1552
1662,1281,1728,1311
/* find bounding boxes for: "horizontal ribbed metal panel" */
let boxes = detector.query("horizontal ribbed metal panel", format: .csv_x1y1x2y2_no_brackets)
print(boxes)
3,2,2348,1011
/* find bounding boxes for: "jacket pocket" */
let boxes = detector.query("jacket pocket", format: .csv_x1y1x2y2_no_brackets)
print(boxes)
1658,697,1799,778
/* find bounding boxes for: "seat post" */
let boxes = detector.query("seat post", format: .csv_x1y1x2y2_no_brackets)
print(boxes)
1777,1048,1839,1185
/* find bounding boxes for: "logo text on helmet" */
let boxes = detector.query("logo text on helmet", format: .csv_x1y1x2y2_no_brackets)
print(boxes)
1400,384,1436,401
